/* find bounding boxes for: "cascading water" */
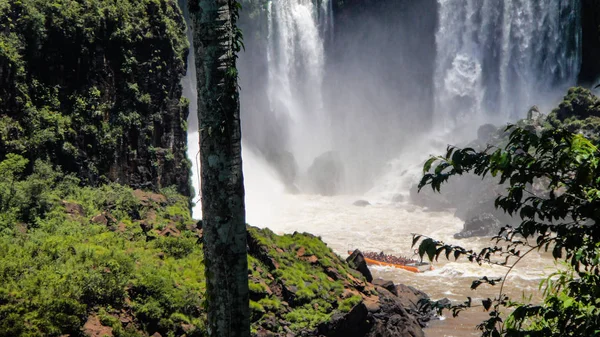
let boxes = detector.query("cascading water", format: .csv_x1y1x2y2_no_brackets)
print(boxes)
178,0,201,219
264,0,333,169
435,0,582,130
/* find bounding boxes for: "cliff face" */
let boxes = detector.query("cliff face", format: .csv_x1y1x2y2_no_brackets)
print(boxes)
0,0,191,195
579,0,600,86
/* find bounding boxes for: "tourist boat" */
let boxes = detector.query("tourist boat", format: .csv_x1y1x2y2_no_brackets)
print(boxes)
348,251,433,273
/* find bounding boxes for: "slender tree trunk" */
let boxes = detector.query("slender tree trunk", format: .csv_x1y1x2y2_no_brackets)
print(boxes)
189,1,249,336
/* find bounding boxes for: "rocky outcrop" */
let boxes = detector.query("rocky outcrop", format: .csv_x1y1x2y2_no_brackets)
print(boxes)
454,213,503,239
346,250,373,282
0,1,191,196
318,286,425,337
579,0,600,86
307,151,345,196
246,230,427,337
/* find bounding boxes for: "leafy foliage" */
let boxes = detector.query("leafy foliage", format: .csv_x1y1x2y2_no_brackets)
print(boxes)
0,153,371,336
0,0,191,194
415,123,600,336
0,154,204,336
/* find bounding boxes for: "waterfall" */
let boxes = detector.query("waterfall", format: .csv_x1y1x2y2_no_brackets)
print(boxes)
264,0,333,168
181,0,584,207
435,0,582,130
177,0,202,219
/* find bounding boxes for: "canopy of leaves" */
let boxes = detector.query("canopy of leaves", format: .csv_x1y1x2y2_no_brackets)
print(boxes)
416,122,600,336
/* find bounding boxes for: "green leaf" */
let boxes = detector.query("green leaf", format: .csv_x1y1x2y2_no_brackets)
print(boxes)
411,235,421,248
423,157,436,173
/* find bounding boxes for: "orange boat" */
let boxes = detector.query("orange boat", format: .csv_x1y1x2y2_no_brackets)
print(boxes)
348,251,433,273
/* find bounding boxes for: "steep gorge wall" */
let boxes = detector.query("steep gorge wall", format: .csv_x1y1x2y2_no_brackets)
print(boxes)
580,0,600,86
0,0,191,195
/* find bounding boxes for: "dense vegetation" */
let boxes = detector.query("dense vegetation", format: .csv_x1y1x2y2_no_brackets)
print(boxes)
415,88,600,336
0,153,372,336
0,0,191,195
0,155,203,336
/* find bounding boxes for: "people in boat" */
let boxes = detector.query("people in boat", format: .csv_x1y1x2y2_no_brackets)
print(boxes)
363,251,417,265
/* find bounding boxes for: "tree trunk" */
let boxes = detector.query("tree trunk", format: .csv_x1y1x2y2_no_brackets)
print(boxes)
189,1,249,337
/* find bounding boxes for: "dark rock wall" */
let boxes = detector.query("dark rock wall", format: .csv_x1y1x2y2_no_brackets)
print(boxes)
579,0,600,86
0,0,191,195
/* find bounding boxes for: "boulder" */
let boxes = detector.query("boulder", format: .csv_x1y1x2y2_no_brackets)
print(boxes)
353,200,371,207
391,194,405,203
266,151,299,190
318,286,425,337
372,279,397,296
346,249,373,282
306,151,344,196
62,201,85,217
477,123,498,142
454,213,503,239
393,284,435,327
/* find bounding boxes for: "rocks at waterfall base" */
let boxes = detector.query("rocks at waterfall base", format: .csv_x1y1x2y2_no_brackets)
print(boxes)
307,151,345,196
267,151,300,193
454,213,503,239
410,90,600,239
353,200,371,207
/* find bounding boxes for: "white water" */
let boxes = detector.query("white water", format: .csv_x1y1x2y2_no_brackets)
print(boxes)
265,0,332,169
435,0,582,129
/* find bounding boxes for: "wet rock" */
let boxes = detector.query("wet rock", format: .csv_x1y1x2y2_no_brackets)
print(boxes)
318,300,370,337
392,194,405,203
527,105,542,120
346,249,373,283
393,284,434,327
455,213,503,238
306,151,344,196
477,123,498,142
319,286,425,337
267,151,299,191
372,279,397,296
353,200,371,207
